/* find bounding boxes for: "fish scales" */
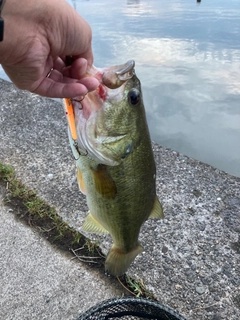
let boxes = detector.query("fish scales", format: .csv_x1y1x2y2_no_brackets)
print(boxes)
78,135,155,247
65,60,164,276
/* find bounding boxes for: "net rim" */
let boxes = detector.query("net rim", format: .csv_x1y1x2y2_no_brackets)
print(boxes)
77,296,187,320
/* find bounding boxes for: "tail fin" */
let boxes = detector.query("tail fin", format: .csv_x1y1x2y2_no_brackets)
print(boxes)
105,244,143,277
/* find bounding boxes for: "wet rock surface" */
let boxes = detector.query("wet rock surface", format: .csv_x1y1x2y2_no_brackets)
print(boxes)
0,79,239,319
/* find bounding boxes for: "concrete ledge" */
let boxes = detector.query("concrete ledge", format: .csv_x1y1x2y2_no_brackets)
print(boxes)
0,79,239,319
0,184,124,320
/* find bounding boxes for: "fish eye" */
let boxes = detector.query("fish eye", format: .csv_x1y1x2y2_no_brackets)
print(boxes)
128,89,140,106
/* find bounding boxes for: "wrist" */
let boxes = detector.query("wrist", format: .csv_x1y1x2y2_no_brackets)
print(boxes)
0,0,6,41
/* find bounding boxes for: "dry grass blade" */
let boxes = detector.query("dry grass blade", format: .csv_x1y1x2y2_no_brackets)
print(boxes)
71,248,102,264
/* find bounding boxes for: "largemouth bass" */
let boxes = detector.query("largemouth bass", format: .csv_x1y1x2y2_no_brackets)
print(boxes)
64,60,164,276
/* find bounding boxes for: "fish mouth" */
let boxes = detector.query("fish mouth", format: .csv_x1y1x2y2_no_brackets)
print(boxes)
102,60,135,89
73,60,136,118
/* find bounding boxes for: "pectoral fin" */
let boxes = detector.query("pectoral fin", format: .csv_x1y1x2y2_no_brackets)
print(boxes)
92,164,117,199
82,212,109,234
76,168,86,195
149,196,164,219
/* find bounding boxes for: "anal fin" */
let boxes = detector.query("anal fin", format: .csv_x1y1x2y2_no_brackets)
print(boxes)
82,212,109,234
149,196,164,219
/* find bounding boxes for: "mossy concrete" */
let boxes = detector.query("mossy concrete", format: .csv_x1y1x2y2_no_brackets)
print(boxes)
0,79,239,319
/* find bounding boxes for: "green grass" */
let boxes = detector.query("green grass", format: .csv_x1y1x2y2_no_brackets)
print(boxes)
118,274,156,300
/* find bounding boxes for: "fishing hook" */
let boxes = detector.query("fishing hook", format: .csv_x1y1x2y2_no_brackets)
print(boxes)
73,140,88,160
71,95,86,110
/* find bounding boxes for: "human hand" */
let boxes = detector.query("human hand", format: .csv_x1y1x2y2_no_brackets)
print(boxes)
0,0,99,98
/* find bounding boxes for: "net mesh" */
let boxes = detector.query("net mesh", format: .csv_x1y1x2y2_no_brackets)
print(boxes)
77,297,187,320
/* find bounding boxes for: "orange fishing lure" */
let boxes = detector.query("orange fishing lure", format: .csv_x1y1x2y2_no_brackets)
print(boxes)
63,98,77,141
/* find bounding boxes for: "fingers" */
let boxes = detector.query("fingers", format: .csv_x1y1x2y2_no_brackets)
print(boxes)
52,57,66,71
47,65,99,91
59,58,90,79
53,57,92,79
72,47,94,67
38,57,99,98
34,78,87,98
76,77,100,92
33,76,99,98
70,58,88,79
